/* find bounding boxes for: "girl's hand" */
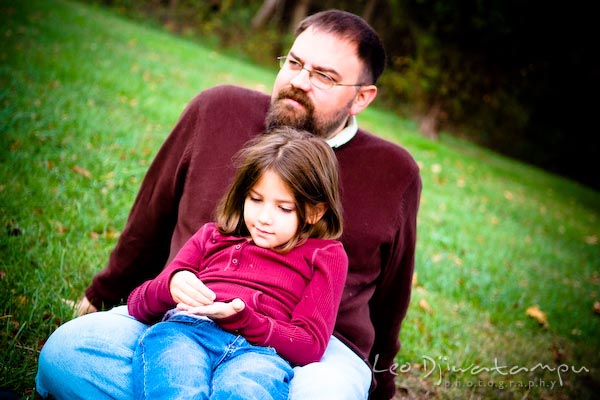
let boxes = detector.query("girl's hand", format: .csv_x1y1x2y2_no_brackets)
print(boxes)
177,298,245,319
169,270,216,307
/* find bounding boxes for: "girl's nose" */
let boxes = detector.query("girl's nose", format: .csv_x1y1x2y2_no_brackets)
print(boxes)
257,206,273,225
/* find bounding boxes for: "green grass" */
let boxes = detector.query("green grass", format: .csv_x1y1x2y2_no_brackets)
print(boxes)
1,0,599,398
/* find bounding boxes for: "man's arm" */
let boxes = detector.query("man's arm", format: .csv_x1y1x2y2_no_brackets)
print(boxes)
83,96,202,310
82,85,271,312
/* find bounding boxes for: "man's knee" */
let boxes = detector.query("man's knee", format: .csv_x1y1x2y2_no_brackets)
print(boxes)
289,361,370,400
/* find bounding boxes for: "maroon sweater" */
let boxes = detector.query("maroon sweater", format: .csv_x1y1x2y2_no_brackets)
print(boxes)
86,85,421,399
127,223,348,366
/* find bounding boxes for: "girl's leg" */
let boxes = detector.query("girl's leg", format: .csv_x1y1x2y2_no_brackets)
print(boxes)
211,337,293,400
36,306,146,400
133,317,214,400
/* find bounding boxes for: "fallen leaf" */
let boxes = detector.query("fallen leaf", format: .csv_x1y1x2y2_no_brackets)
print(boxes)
593,301,600,315
5,220,21,236
419,299,433,315
412,272,418,287
10,320,20,335
551,345,566,363
105,228,120,239
430,254,442,263
37,338,47,349
585,235,598,245
526,305,548,327
56,221,67,234
16,295,28,306
71,165,91,178
450,255,462,266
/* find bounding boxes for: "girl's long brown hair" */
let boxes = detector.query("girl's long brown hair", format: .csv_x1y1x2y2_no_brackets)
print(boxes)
215,127,343,252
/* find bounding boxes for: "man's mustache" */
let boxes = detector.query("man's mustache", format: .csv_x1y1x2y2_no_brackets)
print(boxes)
276,87,313,111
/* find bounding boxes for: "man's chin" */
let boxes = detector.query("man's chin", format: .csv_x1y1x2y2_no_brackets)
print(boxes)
274,99,305,114
267,105,311,131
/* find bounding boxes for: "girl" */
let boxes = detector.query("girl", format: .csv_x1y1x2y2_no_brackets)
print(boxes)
127,127,347,400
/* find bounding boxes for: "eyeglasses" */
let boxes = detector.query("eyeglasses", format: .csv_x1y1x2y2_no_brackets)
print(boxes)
277,56,366,90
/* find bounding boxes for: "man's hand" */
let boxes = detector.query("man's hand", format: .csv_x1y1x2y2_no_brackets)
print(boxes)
74,296,98,317
170,270,216,307
177,298,245,320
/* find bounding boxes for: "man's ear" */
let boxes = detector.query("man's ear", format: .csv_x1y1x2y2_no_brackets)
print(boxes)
307,203,328,224
349,85,378,116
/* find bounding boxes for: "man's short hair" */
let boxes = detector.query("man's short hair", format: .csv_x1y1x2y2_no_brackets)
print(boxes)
296,10,386,84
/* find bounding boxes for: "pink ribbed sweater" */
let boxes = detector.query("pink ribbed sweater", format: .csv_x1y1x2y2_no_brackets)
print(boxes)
127,223,348,366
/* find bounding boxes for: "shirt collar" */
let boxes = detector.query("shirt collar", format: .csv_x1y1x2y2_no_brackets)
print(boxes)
326,115,358,149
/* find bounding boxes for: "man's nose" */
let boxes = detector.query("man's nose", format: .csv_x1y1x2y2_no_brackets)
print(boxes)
290,68,312,91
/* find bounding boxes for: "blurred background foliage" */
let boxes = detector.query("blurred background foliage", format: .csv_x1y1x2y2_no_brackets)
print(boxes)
86,0,598,190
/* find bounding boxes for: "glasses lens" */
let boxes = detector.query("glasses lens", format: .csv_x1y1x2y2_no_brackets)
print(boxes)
277,56,335,89
310,72,334,90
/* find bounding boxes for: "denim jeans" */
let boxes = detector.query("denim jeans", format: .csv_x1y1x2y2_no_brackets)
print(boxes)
36,306,371,399
133,313,292,399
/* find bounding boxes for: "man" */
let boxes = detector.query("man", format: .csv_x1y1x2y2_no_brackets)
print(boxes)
36,9,421,400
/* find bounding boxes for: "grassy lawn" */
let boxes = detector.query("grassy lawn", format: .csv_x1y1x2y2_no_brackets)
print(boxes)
1,0,599,398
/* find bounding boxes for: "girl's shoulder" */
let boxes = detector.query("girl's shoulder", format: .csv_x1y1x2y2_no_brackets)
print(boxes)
299,238,347,259
193,222,239,244
304,237,344,248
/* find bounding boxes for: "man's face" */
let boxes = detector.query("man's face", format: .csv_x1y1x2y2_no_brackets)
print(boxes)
268,27,365,138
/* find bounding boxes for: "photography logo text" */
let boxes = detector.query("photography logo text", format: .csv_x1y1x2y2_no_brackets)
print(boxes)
372,354,589,390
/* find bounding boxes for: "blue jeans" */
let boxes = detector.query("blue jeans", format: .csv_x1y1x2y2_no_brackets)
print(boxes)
133,313,292,399
36,306,371,399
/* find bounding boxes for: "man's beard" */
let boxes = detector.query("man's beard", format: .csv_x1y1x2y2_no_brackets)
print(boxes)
266,87,352,138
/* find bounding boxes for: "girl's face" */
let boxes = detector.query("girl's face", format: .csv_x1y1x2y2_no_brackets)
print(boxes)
243,169,299,249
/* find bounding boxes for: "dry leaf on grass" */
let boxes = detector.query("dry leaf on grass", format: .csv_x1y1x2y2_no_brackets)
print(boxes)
71,165,91,178
526,305,548,327
419,299,433,315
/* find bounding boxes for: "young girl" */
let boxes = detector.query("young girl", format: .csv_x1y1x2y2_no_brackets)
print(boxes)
127,127,347,400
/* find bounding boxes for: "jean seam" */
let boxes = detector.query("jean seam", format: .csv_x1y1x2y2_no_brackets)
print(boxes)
217,334,242,367
140,336,148,400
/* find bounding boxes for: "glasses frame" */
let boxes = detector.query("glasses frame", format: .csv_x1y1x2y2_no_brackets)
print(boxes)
277,56,367,90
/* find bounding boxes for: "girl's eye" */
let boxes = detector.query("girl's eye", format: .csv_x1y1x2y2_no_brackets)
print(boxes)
249,196,262,203
279,206,294,214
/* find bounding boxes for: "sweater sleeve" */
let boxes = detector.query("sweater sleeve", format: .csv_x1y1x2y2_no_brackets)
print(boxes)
218,242,348,366
84,94,202,310
85,86,268,310
127,224,212,323
369,173,422,400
